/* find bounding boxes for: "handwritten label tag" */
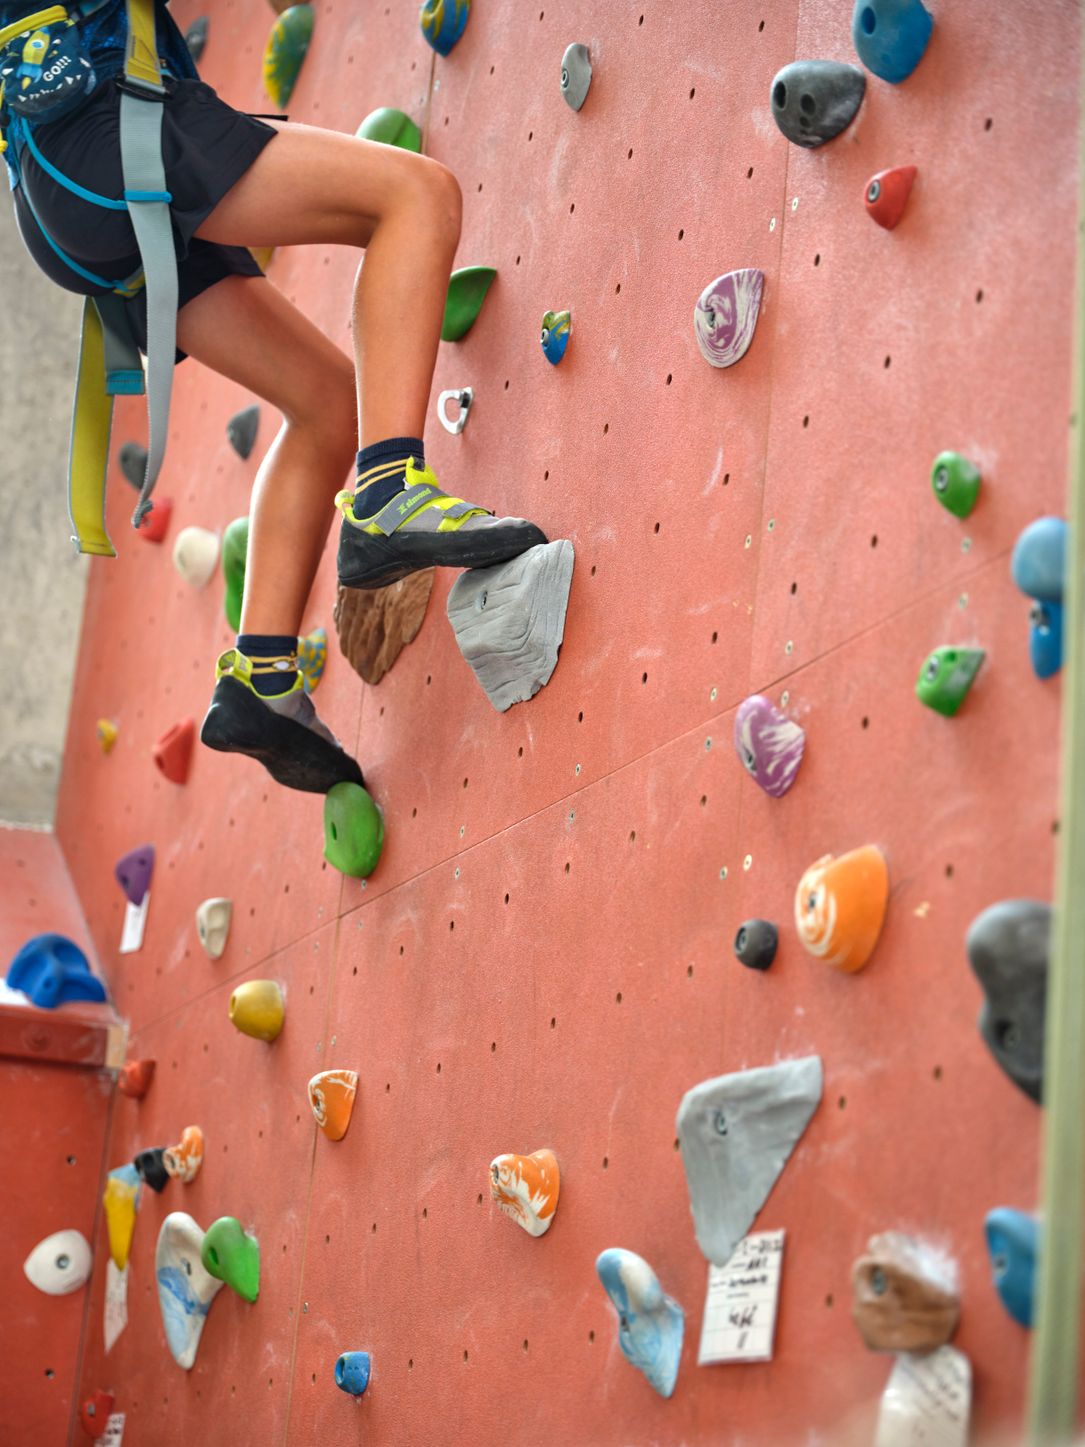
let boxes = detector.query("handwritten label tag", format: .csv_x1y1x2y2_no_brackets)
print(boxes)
119,893,149,955
101,1413,125,1445
104,1260,128,1353
875,1345,971,1447
698,1228,785,1364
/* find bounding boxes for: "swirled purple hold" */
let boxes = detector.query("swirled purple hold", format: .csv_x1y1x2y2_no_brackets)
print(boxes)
734,695,805,798
693,269,765,369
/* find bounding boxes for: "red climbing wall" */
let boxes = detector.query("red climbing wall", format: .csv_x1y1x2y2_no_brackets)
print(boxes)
46,0,1082,1442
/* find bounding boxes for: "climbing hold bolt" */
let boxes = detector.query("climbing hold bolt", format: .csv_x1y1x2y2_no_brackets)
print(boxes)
335,1351,371,1396
173,526,220,590
489,1149,561,1236
356,107,422,151
23,1229,92,1295
540,309,571,365
229,980,286,1041
985,1208,1038,1328
196,898,232,961
915,647,985,717
864,165,916,229
795,845,889,974
733,693,805,797
263,3,314,109
770,61,865,148
308,1068,359,1141
694,269,764,369
930,452,981,519
734,919,778,971
560,42,591,110
6,933,107,1008
115,844,154,906
323,782,385,879
852,0,933,84
152,717,196,785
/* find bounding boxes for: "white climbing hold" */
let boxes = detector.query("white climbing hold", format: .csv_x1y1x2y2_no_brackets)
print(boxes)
156,1212,223,1370
196,898,232,960
446,540,574,711
23,1228,92,1295
173,527,220,590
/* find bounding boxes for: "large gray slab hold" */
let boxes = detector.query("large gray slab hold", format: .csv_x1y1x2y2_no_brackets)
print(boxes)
967,899,1050,1103
677,1055,823,1266
446,540,574,712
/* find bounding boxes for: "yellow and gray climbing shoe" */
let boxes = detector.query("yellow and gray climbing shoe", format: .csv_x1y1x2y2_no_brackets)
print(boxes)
200,648,364,795
335,458,548,591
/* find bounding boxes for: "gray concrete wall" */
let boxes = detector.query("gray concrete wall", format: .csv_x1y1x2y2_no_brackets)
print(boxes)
0,205,88,825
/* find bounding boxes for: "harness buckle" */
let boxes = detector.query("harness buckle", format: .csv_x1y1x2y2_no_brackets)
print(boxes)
113,72,166,102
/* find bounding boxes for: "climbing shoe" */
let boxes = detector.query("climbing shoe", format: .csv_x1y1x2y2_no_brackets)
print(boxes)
200,648,364,795
336,457,548,591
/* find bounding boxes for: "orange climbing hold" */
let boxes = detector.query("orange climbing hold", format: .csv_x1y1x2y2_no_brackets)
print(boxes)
794,845,890,974
308,1069,358,1141
164,1125,205,1183
136,496,173,543
152,718,196,784
489,1148,561,1237
117,1058,156,1098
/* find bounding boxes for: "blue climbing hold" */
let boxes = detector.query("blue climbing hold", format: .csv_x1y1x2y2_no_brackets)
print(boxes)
852,0,933,84
596,1248,684,1398
1012,517,1067,604
985,1208,1038,1328
420,0,469,56
1030,600,1063,680
335,1351,371,1396
7,934,107,1008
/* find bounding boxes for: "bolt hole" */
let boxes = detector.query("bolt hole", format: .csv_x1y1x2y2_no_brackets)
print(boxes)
861,716,870,730
933,1064,943,1080
814,253,821,266
871,534,878,548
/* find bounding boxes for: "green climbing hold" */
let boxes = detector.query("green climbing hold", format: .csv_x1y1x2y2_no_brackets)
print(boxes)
442,266,497,342
324,782,384,879
915,646,985,717
356,107,422,152
200,1217,260,1303
930,451,981,519
263,3,314,109
222,516,250,633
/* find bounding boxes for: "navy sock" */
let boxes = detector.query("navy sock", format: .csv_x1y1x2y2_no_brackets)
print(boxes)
237,633,299,698
354,436,424,515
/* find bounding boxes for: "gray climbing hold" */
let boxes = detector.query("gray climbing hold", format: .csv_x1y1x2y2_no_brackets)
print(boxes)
119,441,148,491
227,405,261,460
734,919,778,972
770,61,866,149
185,16,209,62
676,1056,823,1266
446,540,574,712
560,42,591,111
967,900,1050,1103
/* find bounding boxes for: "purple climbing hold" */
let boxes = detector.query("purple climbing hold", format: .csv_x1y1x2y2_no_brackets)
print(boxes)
115,845,155,907
694,269,764,369
734,695,806,798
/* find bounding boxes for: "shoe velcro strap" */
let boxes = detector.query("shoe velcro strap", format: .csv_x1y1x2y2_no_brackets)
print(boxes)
368,482,446,535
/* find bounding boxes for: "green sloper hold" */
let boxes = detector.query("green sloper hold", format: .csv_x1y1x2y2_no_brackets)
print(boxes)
324,782,384,878
356,107,422,152
201,1217,259,1303
222,517,249,633
931,451,981,519
916,646,985,717
442,266,497,342
263,3,314,110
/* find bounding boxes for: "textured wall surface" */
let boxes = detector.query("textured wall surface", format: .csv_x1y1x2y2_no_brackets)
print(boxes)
10,0,1079,1442
0,214,87,825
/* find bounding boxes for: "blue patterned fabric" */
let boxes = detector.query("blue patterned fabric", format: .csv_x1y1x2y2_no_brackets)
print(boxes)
0,1,197,86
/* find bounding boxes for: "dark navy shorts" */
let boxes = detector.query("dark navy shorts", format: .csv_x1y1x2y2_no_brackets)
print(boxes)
12,75,278,358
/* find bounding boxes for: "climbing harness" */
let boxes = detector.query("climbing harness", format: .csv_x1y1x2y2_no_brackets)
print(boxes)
0,0,176,555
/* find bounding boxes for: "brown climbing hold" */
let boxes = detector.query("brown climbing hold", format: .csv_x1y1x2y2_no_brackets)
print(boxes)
333,572,434,686
851,1231,959,1353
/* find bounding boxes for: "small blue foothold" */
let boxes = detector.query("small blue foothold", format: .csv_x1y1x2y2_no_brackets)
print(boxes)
852,0,933,84
596,1248,684,1398
7,933,107,1009
1012,517,1067,604
1029,600,1064,680
335,1351,371,1396
985,1208,1039,1328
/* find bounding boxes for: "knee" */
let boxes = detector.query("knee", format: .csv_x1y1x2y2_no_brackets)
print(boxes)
413,157,462,246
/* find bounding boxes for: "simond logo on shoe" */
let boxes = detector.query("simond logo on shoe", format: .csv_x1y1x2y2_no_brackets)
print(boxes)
396,487,433,515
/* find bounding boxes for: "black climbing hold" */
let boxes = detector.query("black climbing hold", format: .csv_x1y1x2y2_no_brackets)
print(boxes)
770,61,866,149
227,404,261,460
734,919,778,972
185,16,209,62
118,441,148,491
966,900,1050,1104
133,1146,170,1193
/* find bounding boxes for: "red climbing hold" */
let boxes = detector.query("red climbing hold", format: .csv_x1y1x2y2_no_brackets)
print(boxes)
117,1058,156,1098
864,165,917,230
137,497,173,544
80,1389,114,1439
153,718,196,784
